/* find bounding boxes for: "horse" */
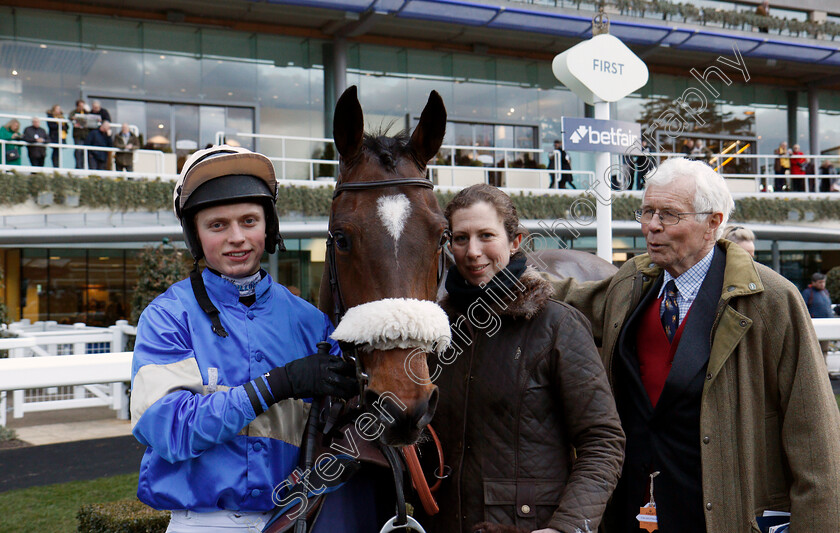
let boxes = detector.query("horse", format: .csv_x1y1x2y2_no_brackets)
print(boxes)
525,248,618,280
320,85,450,447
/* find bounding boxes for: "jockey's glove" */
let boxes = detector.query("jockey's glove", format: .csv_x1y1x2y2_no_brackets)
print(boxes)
265,351,357,402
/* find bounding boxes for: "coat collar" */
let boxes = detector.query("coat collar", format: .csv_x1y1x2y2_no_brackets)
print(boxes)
202,268,273,304
440,266,554,320
631,239,762,301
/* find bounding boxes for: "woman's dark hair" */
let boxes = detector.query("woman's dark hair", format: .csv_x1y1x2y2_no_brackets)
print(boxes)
444,183,520,242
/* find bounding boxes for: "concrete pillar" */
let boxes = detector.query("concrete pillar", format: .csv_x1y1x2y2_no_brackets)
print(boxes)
322,37,348,139
808,85,819,156
772,240,781,273
786,90,798,147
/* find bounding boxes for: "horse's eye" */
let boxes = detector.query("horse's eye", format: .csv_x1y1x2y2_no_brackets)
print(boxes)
439,230,451,248
333,231,350,251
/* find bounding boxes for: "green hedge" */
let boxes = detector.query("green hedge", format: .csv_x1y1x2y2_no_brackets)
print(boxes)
77,499,168,533
2,171,840,223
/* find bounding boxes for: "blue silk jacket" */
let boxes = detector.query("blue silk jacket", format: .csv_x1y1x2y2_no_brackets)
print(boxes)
130,269,338,512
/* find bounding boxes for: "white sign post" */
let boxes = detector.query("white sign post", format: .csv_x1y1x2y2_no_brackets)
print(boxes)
552,32,649,262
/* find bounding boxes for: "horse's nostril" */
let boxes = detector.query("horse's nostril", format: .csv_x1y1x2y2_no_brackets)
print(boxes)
364,389,380,411
416,387,439,429
427,387,439,413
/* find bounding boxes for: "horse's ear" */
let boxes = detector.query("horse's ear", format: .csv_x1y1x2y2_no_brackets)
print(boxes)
333,85,364,161
409,90,446,167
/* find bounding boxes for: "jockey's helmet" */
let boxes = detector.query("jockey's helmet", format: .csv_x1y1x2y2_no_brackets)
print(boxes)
174,145,283,259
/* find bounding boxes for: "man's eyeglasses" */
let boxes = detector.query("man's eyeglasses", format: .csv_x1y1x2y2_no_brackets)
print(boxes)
634,208,714,226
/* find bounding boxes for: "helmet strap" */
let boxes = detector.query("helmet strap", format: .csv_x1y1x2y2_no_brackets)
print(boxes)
189,260,229,338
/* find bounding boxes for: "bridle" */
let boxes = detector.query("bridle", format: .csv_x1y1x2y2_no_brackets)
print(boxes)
326,176,449,398
322,175,449,526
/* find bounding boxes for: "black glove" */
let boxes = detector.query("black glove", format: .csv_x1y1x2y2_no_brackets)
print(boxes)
265,351,357,400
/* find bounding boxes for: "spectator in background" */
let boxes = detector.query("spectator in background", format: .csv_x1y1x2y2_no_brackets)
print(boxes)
756,1,770,33
790,143,807,191
547,138,573,189
773,141,790,192
46,104,69,168
625,138,656,190
690,139,711,163
69,99,90,169
0,119,22,166
681,138,695,158
722,225,756,258
113,123,139,172
23,117,48,167
802,272,835,366
820,159,836,192
86,120,112,171
90,100,111,123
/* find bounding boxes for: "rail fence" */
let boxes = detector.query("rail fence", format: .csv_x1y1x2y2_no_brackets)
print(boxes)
1,318,840,426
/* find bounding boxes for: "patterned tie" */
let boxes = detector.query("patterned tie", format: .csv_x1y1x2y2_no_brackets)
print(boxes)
661,280,680,343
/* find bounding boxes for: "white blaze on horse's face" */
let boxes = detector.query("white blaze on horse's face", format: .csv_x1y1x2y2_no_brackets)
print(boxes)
377,194,411,257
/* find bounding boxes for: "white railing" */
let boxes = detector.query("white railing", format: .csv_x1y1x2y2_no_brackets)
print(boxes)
645,152,840,194
0,318,838,429
214,130,595,189
2,124,838,193
0,320,135,426
0,138,166,176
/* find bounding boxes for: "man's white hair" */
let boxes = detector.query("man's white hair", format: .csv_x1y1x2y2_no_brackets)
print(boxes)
644,157,734,239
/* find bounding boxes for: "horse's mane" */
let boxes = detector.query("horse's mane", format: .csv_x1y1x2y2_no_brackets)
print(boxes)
362,129,412,171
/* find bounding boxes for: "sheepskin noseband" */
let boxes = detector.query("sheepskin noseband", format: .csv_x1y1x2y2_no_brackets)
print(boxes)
331,298,451,354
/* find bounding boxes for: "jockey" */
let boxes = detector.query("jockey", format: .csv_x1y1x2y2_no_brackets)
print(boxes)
130,145,356,532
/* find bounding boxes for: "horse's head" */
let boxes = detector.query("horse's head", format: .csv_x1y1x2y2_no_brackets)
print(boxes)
320,86,449,446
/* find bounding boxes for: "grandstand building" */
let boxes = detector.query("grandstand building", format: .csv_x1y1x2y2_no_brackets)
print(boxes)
1,0,839,324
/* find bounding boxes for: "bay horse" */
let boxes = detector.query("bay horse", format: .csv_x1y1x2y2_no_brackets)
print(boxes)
320,85,450,447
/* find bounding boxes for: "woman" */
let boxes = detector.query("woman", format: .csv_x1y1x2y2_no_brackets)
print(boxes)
46,104,69,168
431,184,624,533
722,225,756,258
0,119,22,166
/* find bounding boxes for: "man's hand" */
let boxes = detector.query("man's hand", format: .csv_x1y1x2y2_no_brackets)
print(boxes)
265,351,357,401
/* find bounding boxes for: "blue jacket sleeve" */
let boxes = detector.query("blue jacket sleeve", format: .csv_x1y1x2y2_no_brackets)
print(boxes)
130,304,258,464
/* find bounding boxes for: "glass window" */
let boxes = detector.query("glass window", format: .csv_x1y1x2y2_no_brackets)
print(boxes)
202,29,254,60
82,18,142,50
48,249,86,325
16,12,79,42
226,107,255,150
145,102,171,148
142,23,199,55
144,52,200,99
115,100,147,142
20,249,47,323
85,49,144,97
86,249,127,327
174,104,200,172
201,58,257,102
200,106,226,148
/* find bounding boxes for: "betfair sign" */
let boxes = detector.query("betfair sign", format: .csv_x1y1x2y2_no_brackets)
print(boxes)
561,117,641,153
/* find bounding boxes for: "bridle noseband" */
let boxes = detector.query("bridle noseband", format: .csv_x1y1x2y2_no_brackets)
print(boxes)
326,177,448,400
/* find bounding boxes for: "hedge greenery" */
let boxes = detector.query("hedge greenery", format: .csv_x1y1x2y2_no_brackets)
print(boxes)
0,425,16,441
2,171,840,224
77,499,168,533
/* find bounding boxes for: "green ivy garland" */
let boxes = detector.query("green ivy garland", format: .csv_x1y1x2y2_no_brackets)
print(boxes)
2,170,840,223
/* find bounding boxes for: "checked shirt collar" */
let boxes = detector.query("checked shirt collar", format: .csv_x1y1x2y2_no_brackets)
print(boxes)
657,246,716,327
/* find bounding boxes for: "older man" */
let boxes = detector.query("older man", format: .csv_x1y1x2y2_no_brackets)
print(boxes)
22,117,48,167
554,157,840,533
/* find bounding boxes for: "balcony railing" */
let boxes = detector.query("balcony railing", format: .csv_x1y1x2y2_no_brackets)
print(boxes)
2,130,838,195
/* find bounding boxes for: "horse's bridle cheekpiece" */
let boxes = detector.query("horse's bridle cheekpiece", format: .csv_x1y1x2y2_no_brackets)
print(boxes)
326,176,441,394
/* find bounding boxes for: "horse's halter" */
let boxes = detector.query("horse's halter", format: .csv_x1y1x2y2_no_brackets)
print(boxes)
326,176,449,399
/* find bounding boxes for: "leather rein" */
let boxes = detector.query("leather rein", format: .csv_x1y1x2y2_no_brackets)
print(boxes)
324,176,447,520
